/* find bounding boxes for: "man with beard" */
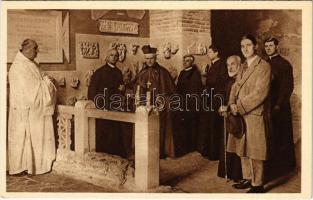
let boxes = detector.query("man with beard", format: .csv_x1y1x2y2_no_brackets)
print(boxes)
217,55,243,182
131,45,176,158
174,54,203,156
264,37,296,178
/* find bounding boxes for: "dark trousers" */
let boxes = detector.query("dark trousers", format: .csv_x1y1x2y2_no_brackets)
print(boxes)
198,111,223,160
174,111,199,157
95,119,133,158
218,133,242,180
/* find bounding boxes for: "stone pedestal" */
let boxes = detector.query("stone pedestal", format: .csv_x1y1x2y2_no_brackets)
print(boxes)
135,107,160,191
74,100,96,154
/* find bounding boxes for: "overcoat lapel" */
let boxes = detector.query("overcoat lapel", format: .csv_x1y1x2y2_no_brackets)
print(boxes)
235,56,262,96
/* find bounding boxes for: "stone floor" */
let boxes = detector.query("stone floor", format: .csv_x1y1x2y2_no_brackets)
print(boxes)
6,141,301,193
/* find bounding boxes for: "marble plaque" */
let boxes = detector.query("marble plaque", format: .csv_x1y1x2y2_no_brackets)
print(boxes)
7,10,63,63
98,19,139,35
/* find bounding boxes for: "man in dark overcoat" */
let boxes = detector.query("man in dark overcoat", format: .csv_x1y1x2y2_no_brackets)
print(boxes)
264,37,296,179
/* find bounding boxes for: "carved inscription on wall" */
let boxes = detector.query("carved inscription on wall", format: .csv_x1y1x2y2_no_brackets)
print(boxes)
7,10,63,63
98,19,139,35
80,42,99,59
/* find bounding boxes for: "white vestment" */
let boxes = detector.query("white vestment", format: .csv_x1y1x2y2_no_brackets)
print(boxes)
8,51,56,175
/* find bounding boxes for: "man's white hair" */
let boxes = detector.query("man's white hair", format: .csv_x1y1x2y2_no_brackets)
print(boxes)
227,55,241,64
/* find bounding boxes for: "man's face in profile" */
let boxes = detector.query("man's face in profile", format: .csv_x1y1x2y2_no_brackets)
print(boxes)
207,48,218,61
23,41,39,61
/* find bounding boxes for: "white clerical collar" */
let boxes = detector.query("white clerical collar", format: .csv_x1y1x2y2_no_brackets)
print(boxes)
269,54,279,60
211,57,220,64
184,66,193,71
247,55,258,67
107,63,116,68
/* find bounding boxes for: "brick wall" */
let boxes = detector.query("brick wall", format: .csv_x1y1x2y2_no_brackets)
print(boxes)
149,10,211,80
182,10,210,34
150,10,183,37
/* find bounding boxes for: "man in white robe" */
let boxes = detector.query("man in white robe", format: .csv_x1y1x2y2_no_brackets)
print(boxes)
8,39,57,175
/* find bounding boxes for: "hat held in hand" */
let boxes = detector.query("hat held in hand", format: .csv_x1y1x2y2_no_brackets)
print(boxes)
226,113,246,138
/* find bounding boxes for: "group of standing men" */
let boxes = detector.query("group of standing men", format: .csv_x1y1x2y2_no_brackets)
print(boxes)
215,35,295,193
86,34,296,193
8,34,296,193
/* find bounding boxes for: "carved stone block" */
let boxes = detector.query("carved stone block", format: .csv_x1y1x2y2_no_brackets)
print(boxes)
57,113,73,151
131,44,140,55
80,42,99,59
187,41,208,55
162,42,179,59
85,69,95,87
70,76,80,89
58,77,66,87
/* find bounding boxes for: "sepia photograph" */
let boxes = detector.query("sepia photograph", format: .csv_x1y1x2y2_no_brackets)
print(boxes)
0,1,312,198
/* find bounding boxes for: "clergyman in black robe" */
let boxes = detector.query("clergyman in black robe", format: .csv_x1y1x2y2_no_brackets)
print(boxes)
264,37,296,180
174,54,203,156
88,48,132,158
198,45,229,160
130,45,176,158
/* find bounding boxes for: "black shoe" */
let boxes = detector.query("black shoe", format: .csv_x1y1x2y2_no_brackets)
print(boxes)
247,186,265,193
233,179,242,183
232,179,252,189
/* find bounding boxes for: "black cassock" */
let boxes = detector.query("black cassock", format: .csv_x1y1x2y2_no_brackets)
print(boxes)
131,62,176,158
198,59,229,160
88,64,133,158
174,65,203,156
265,55,296,180
217,77,242,181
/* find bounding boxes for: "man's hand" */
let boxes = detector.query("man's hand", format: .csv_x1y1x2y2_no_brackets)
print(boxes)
47,75,54,82
273,105,280,112
118,84,125,92
218,105,228,117
43,75,55,84
272,105,280,116
230,104,238,115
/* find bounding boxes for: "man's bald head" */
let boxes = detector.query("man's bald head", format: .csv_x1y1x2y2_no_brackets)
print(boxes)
20,39,39,61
